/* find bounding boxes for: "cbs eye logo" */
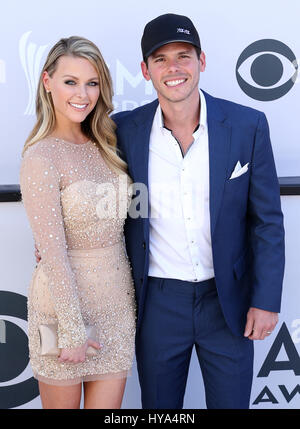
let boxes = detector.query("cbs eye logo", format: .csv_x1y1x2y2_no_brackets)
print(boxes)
236,39,299,101
0,291,39,409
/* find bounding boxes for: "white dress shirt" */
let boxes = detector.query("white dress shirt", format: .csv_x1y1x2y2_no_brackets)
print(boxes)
148,90,215,282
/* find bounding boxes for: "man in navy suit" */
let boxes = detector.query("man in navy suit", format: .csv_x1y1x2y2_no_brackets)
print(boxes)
113,13,285,409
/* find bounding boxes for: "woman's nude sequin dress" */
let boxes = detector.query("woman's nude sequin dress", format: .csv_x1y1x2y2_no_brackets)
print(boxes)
20,137,136,385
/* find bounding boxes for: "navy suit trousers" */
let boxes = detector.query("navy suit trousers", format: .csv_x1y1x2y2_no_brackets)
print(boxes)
135,277,254,409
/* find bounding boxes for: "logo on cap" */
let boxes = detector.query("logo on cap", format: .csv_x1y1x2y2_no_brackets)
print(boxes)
177,28,190,35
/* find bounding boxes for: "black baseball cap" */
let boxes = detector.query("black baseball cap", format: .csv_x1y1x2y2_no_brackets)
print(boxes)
141,13,201,61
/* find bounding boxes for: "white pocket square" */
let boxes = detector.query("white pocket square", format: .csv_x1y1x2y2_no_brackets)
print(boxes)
229,161,249,179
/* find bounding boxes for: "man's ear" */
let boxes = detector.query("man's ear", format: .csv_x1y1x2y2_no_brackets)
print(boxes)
199,51,206,73
141,61,151,81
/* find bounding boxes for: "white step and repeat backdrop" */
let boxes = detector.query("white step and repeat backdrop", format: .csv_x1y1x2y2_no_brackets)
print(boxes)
0,0,299,409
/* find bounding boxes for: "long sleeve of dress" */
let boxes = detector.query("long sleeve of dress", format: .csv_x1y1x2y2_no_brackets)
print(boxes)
20,154,87,349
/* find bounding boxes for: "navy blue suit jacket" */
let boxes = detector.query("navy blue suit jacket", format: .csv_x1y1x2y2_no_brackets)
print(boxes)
113,90,285,337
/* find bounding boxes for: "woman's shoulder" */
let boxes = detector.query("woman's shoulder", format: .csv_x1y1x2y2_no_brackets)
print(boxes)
21,137,62,173
23,137,64,162
24,136,56,155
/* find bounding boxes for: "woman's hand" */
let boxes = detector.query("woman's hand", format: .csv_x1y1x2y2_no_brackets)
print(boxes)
58,339,101,363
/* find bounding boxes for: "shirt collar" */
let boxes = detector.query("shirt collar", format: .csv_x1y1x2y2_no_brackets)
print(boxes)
156,89,207,136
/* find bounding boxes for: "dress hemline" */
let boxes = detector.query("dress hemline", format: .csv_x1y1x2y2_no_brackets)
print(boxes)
34,369,131,386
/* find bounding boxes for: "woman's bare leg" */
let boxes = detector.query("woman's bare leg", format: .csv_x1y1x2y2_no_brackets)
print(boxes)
83,378,127,409
38,381,82,409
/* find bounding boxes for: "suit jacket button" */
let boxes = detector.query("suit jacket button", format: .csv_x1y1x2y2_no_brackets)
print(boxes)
142,241,146,249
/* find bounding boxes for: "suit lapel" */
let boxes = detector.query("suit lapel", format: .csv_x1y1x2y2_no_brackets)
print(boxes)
128,99,158,240
129,100,158,185
204,91,232,237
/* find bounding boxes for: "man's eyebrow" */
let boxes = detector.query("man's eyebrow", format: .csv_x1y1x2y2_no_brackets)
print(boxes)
152,50,192,58
176,49,193,55
151,53,165,58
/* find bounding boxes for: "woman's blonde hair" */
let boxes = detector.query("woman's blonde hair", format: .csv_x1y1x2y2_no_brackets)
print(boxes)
22,36,127,175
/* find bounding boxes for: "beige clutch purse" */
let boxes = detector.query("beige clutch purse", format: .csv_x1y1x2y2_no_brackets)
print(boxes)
38,324,98,357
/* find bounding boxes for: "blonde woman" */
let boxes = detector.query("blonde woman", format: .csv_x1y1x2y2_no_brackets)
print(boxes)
20,37,136,409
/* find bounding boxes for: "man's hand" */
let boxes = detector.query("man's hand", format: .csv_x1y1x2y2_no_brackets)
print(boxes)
244,307,278,340
35,243,41,264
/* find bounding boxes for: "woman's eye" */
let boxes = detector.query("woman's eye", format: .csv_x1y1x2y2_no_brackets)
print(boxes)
64,80,99,86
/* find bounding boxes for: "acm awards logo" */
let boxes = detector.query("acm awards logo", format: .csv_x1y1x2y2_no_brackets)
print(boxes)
236,39,299,101
0,291,39,409
19,31,49,115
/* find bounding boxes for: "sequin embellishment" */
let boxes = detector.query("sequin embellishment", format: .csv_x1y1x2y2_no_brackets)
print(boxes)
20,137,136,384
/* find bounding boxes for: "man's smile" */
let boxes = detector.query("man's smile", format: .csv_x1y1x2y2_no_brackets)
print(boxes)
164,78,187,87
